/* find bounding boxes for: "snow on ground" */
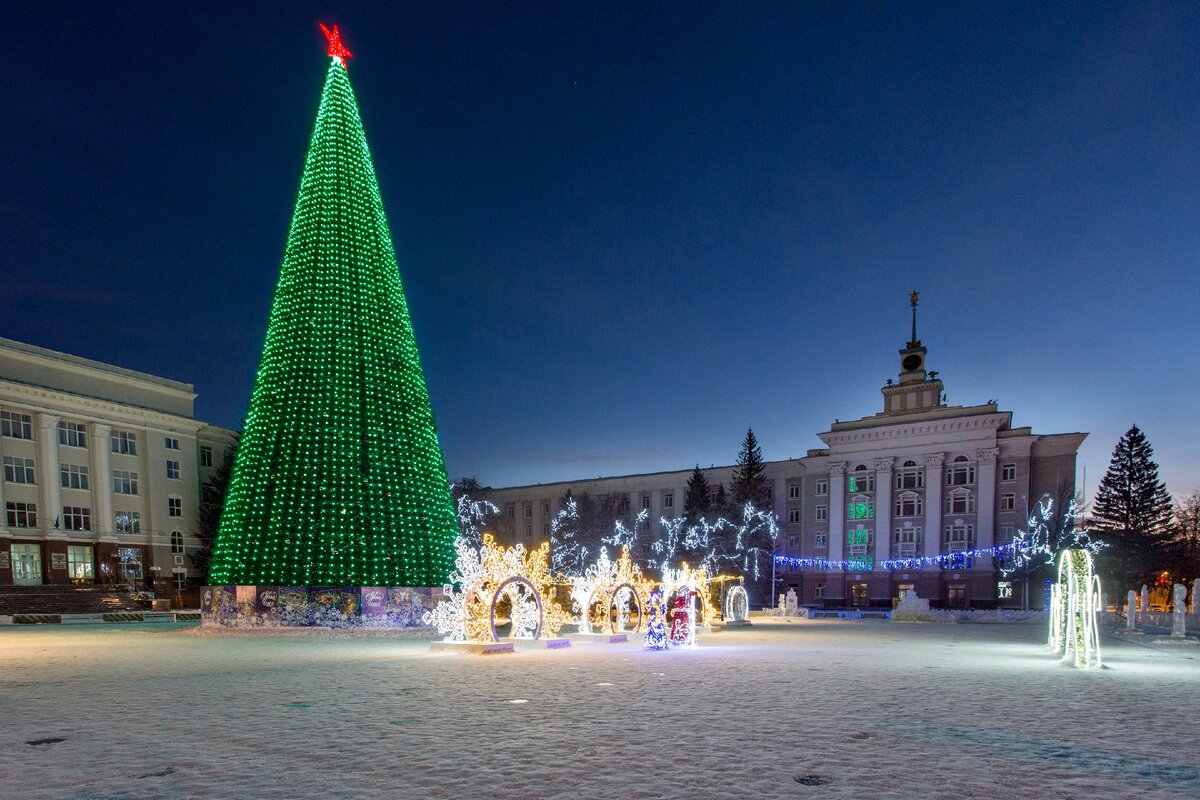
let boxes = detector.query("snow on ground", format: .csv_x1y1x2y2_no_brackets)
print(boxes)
1,619,1197,800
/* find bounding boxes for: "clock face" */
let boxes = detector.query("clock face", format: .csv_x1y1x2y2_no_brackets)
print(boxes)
902,354,923,371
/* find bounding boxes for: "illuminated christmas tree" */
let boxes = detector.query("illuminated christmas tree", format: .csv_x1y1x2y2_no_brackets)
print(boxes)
208,26,457,588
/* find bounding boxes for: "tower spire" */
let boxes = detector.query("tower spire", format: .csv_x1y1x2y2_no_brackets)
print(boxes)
908,289,920,347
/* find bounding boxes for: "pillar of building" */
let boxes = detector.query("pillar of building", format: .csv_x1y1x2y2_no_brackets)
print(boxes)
827,462,846,598
922,453,944,566
37,413,62,535
90,423,113,537
975,446,999,562
873,458,894,570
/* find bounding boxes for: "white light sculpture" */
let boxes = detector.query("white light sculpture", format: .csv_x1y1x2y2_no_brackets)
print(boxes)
723,584,750,622
569,546,654,634
1049,548,1102,668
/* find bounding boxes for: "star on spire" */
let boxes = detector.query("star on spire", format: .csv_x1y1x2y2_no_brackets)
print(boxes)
320,23,352,69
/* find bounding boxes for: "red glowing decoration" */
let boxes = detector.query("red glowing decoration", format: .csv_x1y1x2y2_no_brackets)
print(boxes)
320,23,352,68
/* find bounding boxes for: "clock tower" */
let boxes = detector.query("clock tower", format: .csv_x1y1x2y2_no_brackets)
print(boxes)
898,289,927,384
881,291,945,415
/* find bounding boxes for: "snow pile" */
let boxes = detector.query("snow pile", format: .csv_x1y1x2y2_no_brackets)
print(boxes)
1,619,1198,798
890,591,953,623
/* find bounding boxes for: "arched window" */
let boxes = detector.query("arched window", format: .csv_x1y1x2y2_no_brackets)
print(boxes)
946,458,975,486
894,491,923,517
848,466,875,493
895,460,924,489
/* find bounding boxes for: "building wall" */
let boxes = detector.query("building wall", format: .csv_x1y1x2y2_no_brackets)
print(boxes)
0,337,237,599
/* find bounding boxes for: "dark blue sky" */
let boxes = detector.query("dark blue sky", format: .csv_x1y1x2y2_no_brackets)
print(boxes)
2,2,1197,499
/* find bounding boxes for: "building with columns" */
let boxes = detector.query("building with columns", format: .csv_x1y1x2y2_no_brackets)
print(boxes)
0,337,237,604
480,302,1084,609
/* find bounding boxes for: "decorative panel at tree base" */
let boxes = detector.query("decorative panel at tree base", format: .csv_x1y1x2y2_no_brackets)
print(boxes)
200,585,443,628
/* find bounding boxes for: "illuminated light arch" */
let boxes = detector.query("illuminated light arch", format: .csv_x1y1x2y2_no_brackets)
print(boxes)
723,584,750,623
424,535,571,643
570,546,654,635
1049,548,1102,668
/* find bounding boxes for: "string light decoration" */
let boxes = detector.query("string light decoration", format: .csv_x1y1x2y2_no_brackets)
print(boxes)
423,535,571,642
569,545,655,634
1049,548,1103,669
643,590,669,650
723,584,750,622
773,542,1025,573
661,562,715,629
208,32,458,589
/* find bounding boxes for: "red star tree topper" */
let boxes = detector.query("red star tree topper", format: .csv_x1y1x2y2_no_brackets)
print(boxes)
320,23,352,68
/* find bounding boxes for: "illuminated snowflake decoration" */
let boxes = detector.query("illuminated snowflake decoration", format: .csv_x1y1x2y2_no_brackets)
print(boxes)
569,545,655,634
423,534,571,642
1049,548,1103,669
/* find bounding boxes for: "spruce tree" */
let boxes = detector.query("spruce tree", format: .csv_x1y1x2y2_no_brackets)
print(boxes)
731,428,769,511
1092,425,1177,592
712,483,731,519
684,465,712,523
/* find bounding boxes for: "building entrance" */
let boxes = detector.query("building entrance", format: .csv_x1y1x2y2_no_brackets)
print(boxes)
11,544,42,586
850,582,869,607
947,583,967,609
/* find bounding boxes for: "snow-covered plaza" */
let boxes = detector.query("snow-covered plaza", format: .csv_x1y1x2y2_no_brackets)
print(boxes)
1,620,1197,800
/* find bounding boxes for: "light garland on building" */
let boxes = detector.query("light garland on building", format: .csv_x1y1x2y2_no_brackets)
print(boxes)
423,535,571,642
773,542,1025,573
1049,548,1102,669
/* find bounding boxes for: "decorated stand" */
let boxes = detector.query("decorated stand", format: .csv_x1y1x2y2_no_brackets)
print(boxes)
569,546,654,643
1048,548,1102,669
425,535,571,653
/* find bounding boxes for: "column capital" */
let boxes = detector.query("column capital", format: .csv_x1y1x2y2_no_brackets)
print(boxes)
873,457,894,474
829,462,847,477
976,447,1000,466
923,453,945,470
91,422,112,436
38,412,61,430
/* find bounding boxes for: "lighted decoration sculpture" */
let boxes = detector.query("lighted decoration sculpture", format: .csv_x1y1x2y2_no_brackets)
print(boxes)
1048,548,1103,668
723,584,750,623
661,562,715,624
643,590,669,650
569,546,655,635
424,535,571,643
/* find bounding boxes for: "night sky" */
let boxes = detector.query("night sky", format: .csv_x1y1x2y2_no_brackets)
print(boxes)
2,2,1197,498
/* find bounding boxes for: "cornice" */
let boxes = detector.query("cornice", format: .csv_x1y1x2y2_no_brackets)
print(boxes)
0,379,205,434
821,414,1005,446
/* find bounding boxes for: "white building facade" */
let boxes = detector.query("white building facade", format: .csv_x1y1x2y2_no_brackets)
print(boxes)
0,337,237,602
482,324,1084,610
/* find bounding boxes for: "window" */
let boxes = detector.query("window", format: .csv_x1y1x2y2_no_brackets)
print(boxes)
506,505,514,519
663,493,673,509
6,501,37,528
764,486,774,502
997,581,1014,600
999,493,1016,511
814,533,828,548
113,470,139,495
4,456,36,484
200,446,213,467
111,430,137,455
166,460,181,480
848,469,875,493
945,489,975,515
815,504,828,521
165,437,180,450
62,506,91,531
171,531,184,554
1,410,32,439
787,483,801,499
524,503,532,518
815,479,828,496
115,511,141,534
67,545,94,583
1001,463,1016,482
524,524,532,538
116,547,142,581
542,523,549,537
58,421,88,448
814,583,826,599
895,460,924,489
618,496,630,512
788,508,801,523
847,497,875,519
1000,524,1015,543
787,534,799,548
60,464,90,490
894,491,923,518
946,457,975,486
641,495,650,510
895,526,921,544
174,572,188,590
543,501,551,515
847,528,874,547
168,497,182,517
945,522,974,544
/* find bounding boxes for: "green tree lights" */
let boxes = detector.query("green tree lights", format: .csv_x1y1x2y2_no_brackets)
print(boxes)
208,54,457,588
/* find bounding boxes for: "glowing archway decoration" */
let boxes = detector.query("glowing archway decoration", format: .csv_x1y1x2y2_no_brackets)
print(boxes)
723,584,750,622
570,546,654,634
661,562,716,625
424,535,571,642
1049,548,1102,669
